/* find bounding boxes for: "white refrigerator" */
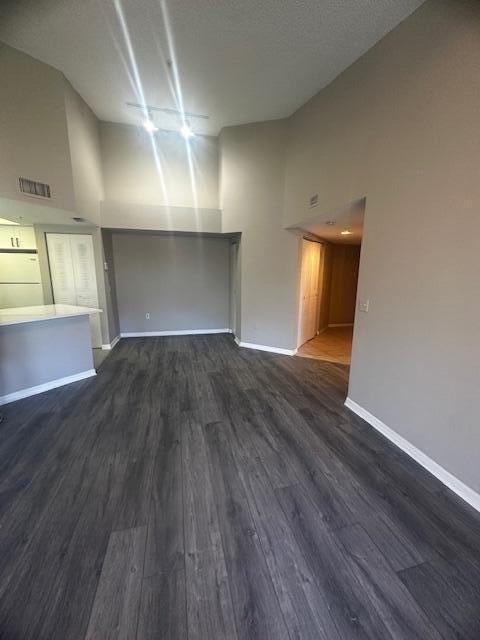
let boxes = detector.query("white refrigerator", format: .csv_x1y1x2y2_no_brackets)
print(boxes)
0,252,44,308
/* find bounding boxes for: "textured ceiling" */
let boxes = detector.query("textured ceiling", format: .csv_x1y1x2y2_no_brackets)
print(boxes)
0,0,425,136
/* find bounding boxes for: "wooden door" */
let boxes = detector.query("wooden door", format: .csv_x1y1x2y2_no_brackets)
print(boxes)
298,239,321,348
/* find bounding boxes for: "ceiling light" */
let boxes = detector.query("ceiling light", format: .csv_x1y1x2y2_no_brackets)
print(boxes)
341,229,353,235
143,119,158,133
180,122,195,139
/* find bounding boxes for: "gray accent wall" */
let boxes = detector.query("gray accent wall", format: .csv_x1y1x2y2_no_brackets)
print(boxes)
112,233,230,334
0,315,93,399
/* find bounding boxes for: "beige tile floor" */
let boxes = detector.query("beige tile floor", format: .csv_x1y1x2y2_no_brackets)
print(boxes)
297,326,353,365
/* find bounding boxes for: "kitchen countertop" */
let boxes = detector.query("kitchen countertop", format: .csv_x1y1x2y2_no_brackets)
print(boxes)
0,304,102,327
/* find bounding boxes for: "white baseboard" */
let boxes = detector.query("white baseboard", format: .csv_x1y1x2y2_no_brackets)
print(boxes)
235,337,297,356
328,323,354,328
101,335,120,350
120,328,231,338
0,369,96,407
345,397,480,513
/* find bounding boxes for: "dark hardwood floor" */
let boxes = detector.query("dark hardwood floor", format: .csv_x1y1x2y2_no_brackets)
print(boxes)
0,334,479,639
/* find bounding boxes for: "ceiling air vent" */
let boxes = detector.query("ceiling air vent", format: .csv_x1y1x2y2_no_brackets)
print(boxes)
19,177,51,199
309,193,319,208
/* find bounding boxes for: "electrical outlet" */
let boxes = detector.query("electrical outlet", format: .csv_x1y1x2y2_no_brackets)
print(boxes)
145,313,150,320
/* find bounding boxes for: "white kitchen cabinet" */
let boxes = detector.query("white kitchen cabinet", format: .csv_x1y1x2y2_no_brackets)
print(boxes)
0,283,44,308
18,226,37,249
0,225,37,250
0,226,19,249
0,246,44,309
0,253,41,283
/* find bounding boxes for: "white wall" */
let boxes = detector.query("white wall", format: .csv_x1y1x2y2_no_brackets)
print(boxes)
99,122,221,231
100,201,222,234
220,120,300,349
0,43,75,212
64,81,104,226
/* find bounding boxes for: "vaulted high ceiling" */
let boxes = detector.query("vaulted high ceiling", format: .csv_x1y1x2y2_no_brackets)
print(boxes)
0,0,425,136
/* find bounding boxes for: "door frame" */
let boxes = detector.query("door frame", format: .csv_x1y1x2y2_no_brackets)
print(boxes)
229,239,239,337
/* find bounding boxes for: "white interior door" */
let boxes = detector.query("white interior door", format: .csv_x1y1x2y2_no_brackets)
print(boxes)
70,235,101,347
46,234,76,305
70,235,99,308
298,239,321,348
46,233,102,348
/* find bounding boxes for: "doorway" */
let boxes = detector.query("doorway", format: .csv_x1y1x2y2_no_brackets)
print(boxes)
297,240,361,365
297,238,322,348
46,233,102,349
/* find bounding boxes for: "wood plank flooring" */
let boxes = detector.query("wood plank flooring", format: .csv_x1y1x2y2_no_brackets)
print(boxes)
0,334,479,639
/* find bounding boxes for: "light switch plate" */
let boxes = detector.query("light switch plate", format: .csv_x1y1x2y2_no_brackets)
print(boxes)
359,299,369,313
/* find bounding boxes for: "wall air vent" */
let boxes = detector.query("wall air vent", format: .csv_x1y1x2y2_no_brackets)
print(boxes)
309,194,319,208
19,177,51,199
